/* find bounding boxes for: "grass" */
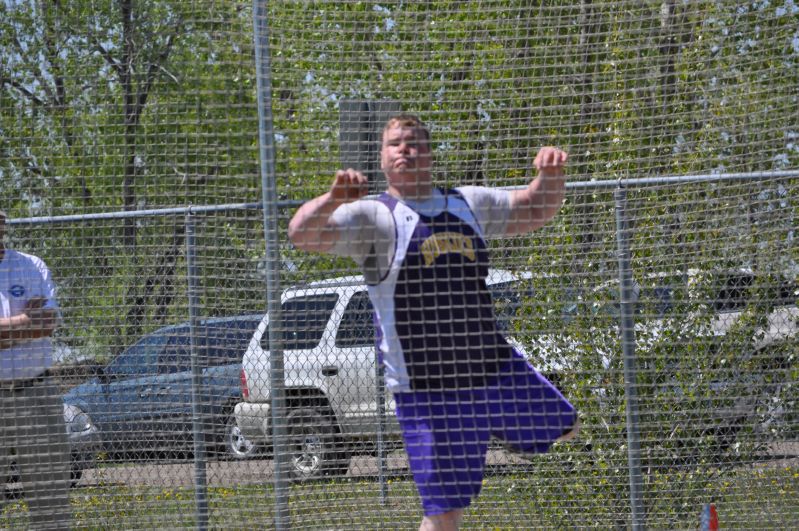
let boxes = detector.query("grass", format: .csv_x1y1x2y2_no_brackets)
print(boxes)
2,463,797,529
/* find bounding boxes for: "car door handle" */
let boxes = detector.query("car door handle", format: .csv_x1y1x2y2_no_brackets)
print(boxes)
321,366,338,377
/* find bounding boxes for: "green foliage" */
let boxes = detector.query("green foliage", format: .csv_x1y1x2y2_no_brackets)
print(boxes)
3,2,796,342
0,6,795,523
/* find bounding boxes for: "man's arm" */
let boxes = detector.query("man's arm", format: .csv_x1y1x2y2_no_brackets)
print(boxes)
505,147,568,236
288,168,369,253
0,298,59,349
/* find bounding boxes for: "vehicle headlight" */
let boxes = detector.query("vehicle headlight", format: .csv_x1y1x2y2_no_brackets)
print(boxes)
63,404,95,435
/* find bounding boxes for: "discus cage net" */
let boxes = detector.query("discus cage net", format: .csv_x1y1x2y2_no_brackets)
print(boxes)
1,1,798,529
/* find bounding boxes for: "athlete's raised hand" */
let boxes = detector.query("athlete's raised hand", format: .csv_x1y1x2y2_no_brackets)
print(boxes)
533,146,568,180
330,168,369,204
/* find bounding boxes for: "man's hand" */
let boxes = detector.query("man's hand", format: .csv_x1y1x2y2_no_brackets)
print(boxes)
289,168,368,253
25,297,47,311
0,298,57,348
24,298,58,335
330,168,369,204
24,307,58,332
533,146,568,179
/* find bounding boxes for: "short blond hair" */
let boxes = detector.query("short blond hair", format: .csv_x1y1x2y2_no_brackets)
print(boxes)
383,114,431,144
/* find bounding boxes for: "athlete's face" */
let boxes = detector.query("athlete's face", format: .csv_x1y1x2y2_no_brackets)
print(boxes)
381,125,433,199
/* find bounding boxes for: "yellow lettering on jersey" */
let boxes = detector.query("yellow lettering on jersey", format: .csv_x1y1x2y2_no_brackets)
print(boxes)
421,232,476,266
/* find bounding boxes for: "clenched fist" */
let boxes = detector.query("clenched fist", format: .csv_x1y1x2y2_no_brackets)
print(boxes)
330,168,369,203
533,147,568,179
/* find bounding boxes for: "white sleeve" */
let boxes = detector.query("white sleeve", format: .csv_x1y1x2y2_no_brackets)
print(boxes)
37,258,63,324
329,199,395,268
20,252,59,311
456,186,512,238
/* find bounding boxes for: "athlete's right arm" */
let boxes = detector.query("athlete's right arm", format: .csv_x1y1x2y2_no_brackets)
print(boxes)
288,168,369,253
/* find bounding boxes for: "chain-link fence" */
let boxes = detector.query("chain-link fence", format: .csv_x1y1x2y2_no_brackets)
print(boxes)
2,1,798,529
3,172,797,529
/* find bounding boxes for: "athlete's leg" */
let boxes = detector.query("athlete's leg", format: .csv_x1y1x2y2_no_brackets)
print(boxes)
420,508,464,531
395,389,491,526
491,351,578,454
556,417,581,442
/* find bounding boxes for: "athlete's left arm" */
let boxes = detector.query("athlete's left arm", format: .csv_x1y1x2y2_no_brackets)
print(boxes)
505,147,568,236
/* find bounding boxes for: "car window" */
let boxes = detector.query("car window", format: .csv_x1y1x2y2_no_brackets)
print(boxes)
158,329,192,374
202,318,263,366
489,281,525,332
639,286,674,318
335,291,376,348
261,294,339,351
107,331,169,377
778,279,798,307
589,280,675,321
489,279,580,329
714,273,754,312
589,282,642,320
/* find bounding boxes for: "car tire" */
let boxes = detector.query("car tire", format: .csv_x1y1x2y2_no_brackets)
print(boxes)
285,407,350,481
222,413,258,460
7,458,84,490
70,464,83,487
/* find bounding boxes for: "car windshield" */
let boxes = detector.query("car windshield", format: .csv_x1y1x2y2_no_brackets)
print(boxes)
107,331,170,377
589,270,798,319
490,279,582,329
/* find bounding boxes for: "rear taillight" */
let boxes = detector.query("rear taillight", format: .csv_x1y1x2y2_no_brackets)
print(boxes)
240,368,249,399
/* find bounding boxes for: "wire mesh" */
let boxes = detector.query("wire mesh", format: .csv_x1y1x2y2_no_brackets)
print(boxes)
1,1,797,529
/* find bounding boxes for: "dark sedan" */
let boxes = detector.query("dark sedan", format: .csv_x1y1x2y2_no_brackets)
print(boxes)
62,315,263,470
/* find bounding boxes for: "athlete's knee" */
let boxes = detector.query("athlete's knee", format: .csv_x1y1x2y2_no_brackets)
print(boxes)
556,417,581,442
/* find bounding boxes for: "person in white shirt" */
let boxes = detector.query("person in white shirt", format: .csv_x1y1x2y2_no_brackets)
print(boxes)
0,209,71,530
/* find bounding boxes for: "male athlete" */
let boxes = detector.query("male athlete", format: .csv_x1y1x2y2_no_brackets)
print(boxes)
289,114,578,531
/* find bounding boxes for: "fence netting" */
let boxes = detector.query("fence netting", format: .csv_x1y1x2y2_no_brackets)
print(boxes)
1,1,797,529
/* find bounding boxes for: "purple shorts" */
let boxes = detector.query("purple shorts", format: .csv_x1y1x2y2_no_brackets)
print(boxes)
393,351,576,516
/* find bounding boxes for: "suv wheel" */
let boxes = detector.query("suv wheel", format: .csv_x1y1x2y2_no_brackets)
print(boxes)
223,413,258,460
286,407,350,481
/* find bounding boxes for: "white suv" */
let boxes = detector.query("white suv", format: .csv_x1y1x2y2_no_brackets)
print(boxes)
234,269,533,480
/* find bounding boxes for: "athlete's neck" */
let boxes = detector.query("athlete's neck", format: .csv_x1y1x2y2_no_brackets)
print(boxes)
387,184,435,203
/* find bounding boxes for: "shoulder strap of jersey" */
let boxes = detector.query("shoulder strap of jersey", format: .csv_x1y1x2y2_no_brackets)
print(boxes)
446,187,484,235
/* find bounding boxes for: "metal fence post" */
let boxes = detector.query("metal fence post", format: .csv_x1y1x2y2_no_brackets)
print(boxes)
252,1,289,529
186,209,209,531
339,99,400,506
375,356,388,505
614,185,645,530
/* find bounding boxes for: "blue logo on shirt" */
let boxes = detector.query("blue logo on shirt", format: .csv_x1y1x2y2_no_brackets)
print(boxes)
9,285,26,297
